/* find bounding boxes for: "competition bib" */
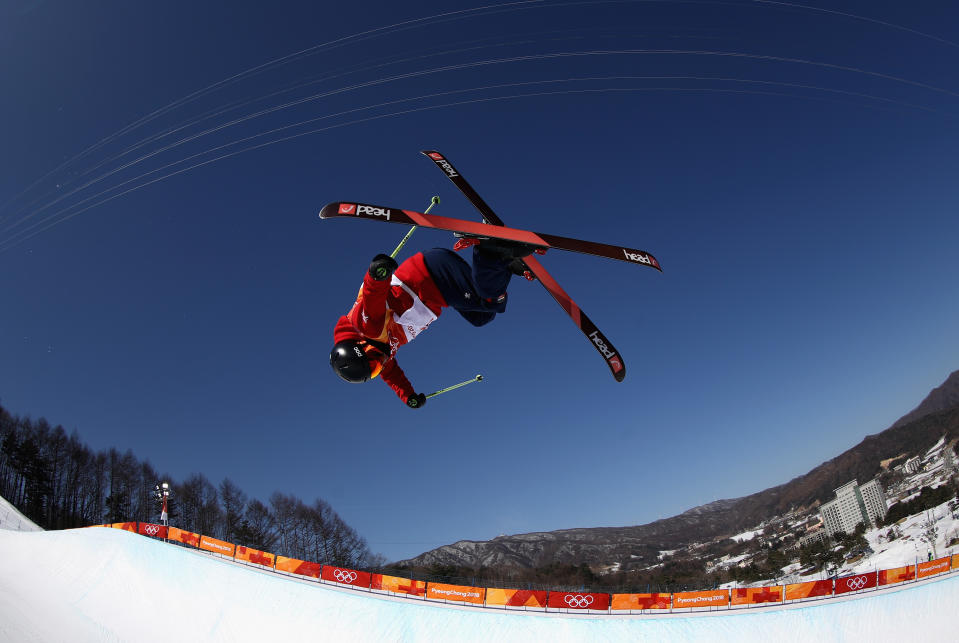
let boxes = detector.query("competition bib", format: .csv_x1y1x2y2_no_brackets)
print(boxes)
391,275,437,341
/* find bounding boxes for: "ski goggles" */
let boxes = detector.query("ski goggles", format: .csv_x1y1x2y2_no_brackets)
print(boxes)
361,342,387,379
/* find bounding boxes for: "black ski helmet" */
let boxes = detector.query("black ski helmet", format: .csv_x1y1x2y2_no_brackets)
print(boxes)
330,339,373,383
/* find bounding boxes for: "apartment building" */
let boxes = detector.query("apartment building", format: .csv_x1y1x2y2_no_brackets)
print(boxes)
819,478,888,537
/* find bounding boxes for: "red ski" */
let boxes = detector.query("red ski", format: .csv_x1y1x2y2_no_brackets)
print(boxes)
419,150,658,382
318,202,661,271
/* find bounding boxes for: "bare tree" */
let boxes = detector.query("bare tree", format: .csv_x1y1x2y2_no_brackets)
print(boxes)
219,478,247,543
920,509,940,559
269,492,301,556
133,460,160,523
174,473,221,536
104,449,140,524
238,499,277,551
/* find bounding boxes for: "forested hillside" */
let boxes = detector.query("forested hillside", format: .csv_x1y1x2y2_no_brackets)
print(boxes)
0,403,382,568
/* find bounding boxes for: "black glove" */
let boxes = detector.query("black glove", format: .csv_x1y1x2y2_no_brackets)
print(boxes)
369,254,398,281
406,393,427,409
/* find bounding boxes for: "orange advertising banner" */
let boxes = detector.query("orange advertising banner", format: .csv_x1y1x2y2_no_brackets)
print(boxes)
547,592,610,610
322,565,371,588
137,523,168,539
611,593,671,610
110,522,137,532
168,527,200,547
275,556,321,578
918,556,951,579
784,580,833,600
485,588,548,608
426,582,486,605
672,590,728,609
835,572,877,594
199,535,236,557
371,574,427,597
235,546,275,568
953,554,959,570
731,586,783,606
879,565,915,585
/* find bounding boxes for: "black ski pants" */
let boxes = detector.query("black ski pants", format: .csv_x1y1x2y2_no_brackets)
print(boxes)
422,248,512,327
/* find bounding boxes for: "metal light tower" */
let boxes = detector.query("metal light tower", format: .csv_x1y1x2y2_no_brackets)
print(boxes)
154,482,171,527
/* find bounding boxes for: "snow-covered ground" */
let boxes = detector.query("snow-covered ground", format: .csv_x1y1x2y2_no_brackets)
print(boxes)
1,526,958,642
719,499,959,588
712,438,959,585
842,499,959,577
731,528,763,543
3,439,956,641
0,493,41,532
804,441,959,581
926,437,946,456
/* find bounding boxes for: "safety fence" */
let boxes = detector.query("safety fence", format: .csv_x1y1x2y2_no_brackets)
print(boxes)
95,521,958,615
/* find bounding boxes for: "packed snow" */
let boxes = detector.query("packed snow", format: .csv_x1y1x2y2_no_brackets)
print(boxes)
0,493,41,532
3,438,958,640
1,526,958,642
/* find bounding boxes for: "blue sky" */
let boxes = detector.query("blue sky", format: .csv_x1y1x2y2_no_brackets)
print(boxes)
2,1,957,562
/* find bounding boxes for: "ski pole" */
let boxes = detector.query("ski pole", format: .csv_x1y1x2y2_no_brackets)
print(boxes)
426,374,483,399
391,195,439,259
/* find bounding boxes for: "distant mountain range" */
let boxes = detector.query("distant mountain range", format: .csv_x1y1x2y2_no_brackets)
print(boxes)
396,370,959,569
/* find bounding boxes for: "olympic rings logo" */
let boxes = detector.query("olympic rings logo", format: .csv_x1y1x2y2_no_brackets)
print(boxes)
564,594,594,609
844,576,869,590
333,570,358,583
143,525,160,536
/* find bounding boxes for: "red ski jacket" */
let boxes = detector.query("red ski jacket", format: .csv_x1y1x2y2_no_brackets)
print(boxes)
333,252,447,403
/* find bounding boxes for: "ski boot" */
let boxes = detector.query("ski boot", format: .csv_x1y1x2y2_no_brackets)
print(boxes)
452,233,544,261
507,257,536,281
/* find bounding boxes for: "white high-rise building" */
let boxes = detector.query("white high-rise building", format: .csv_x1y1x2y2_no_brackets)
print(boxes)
819,479,888,537
858,479,888,523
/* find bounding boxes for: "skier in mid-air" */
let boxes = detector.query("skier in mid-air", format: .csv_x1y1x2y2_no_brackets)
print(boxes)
324,150,662,387
330,240,533,408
